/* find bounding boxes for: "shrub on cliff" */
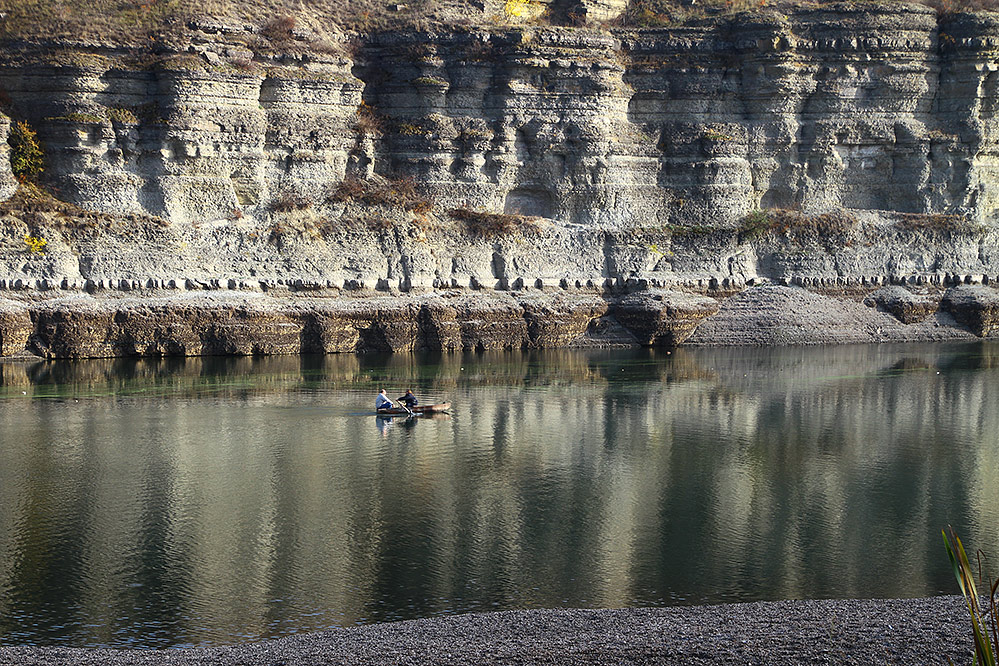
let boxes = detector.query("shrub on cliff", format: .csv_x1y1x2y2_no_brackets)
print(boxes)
354,101,384,135
8,121,43,182
260,15,296,45
329,176,432,214
449,208,540,237
896,212,977,234
737,208,856,243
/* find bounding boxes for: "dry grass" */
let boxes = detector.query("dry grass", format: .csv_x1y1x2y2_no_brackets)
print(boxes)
0,0,994,45
737,208,857,243
895,212,977,233
0,0,447,45
449,208,541,237
269,190,312,213
0,181,170,232
613,0,999,27
353,102,385,136
329,176,432,214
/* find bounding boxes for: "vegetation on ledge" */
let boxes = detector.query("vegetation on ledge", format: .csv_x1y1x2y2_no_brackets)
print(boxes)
0,0,995,47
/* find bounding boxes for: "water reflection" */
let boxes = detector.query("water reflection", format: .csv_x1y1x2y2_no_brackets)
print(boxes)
1,343,998,648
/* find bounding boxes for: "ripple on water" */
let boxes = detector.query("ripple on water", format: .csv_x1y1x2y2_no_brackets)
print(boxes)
2,345,998,647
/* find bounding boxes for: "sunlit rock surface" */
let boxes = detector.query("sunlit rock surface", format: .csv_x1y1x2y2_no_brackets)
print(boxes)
3,6,999,354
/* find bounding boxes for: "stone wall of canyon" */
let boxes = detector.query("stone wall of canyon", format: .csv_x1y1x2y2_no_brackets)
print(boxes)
3,3,999,357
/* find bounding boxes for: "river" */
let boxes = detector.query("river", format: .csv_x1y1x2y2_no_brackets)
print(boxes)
0,343,996,648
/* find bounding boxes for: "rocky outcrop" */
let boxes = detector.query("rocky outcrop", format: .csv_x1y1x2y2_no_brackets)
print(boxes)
941,285,999,335
3,280,999,359
1,291,670,359
685,284,980,346
3,7,999,355
0,299,31,355
613,290,719,347
863,286,941,323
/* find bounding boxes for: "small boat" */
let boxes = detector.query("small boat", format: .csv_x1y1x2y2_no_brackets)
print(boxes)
376,402,451,416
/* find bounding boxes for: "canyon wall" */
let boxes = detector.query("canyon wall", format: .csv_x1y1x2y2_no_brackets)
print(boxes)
2,4,998,227
3,3,999,356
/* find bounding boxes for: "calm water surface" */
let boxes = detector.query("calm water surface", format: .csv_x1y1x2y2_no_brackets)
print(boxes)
1,343,998,648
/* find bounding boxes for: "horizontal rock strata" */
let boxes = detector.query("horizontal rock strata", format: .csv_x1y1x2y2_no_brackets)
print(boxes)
941,284,999,335
1,8,999,354
614,290,720,347
0,282,996,358
685,284,985,346
863,286,942,323
0,291,721,358
1,5,998,228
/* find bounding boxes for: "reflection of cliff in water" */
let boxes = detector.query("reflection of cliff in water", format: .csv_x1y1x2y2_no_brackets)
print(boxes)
1,343,998,647
0,348,719,396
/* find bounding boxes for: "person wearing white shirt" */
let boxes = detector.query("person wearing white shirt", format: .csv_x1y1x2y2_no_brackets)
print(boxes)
375,389,394,412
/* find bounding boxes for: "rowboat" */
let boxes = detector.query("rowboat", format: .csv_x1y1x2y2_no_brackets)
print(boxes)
376,402,451,416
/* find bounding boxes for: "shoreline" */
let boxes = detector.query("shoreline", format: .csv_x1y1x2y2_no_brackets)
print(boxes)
0,596,971,665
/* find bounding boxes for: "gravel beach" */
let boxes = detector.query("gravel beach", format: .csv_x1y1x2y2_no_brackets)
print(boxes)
0,596,972,665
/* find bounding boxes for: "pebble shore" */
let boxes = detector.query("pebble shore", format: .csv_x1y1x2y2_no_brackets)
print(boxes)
0,596,971,665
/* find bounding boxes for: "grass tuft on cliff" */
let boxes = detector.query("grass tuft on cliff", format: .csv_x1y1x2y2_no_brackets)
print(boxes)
329,176,432,214
449,208,541,237
737,208,856,243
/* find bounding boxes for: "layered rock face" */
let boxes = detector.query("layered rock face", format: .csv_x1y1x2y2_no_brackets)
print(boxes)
3,5,999,357
0,4,996,228
0,291,723,358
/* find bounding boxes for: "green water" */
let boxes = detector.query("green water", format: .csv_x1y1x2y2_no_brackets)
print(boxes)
0,343,996,648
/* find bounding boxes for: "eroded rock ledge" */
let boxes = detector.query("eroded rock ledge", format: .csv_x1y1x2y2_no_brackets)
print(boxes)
1,281,997,359
0,290,719,359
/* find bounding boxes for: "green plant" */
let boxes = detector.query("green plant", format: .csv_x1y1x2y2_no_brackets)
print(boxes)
23,234,47,255
703,130,734,142
647,242,673,258
412,76,448,87
9,120,44,181
943,527,999,666
739,209,772,237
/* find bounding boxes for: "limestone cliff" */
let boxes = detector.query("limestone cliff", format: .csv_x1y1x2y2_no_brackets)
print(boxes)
2,3,999,357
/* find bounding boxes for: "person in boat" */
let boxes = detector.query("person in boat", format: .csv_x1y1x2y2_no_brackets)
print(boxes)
397,389,418,410
375,389,395,412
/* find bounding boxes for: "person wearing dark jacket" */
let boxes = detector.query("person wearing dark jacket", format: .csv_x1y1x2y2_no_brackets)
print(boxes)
398,389,418,409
